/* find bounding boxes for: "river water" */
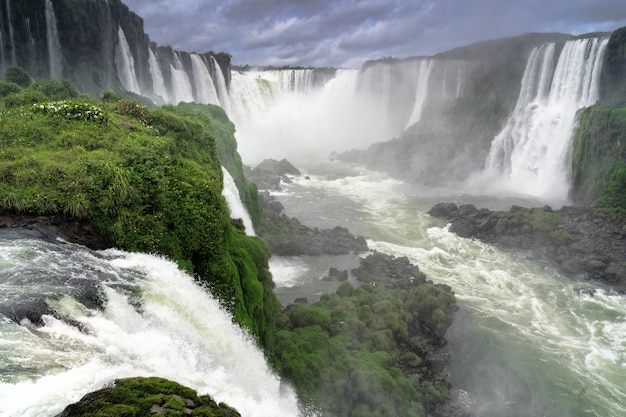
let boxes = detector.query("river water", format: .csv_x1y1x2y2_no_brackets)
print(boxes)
268,160,626,417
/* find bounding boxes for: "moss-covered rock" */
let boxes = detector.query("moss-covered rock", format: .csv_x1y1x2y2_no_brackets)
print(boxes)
270,254,456,417
56,377,241,417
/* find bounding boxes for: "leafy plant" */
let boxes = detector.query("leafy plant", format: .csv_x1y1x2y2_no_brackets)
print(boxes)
4,66,31,87
31,100,108,123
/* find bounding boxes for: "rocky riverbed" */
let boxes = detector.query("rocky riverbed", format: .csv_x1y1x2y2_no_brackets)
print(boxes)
428,202,626,291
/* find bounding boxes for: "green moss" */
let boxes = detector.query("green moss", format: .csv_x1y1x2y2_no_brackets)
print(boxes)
0,92,279,345
58,377,241,417
270,280,455,416
4,66,32,87
531,211,558,232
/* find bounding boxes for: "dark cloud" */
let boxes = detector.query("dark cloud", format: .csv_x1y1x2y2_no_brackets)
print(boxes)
123,0,626,67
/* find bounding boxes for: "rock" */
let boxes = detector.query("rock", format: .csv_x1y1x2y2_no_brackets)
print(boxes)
245,159,301,191
429,203,626,291
325,267,348,281
351,251,424,288
428,202,458,218
56,377,241,417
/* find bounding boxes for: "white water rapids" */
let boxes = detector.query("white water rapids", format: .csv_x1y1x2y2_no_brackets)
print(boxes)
0,236,301,417
269,162,626,417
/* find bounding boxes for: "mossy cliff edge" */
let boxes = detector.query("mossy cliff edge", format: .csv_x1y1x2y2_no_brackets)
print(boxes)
0,79,279,347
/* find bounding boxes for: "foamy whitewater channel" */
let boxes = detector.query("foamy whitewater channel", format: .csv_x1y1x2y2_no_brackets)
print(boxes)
269,160,626,417
0,234,303,417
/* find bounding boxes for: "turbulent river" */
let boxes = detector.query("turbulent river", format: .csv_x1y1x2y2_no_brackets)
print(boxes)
269,160,626,417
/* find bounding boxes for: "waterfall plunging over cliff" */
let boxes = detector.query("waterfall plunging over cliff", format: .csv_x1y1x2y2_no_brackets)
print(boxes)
191,54,220,105
4,0,15,67
405,59,434,129
115,26,140,94
222,167,256,236
170,52,194,104
478,37,609,203
0,237,300,417
45,0,62,79
148,47,169,103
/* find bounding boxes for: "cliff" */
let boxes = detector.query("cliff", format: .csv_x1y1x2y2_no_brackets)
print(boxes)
0,82,279,346
339,31,618,192
0,0,231,100
570,27,626,216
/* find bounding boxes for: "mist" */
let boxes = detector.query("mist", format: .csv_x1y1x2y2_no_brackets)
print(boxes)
230,69,404,166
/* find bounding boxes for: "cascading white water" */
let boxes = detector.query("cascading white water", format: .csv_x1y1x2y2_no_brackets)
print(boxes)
222,166,256,236
228,70,281,125
5,0,15,66
0,30,5,75
190,54,220,105
270,162,626,417
0,237,302,417
270,69,316,93
405,59,434,129
170,52,194,104
211,56,231,115
24,18,37,74
148,47,169,103
100,0,114,89
44,0,62,79
231,68,402,164
478,37,609,204
114,26,141,94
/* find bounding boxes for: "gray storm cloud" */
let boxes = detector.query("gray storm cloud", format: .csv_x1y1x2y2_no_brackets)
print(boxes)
123,0,626,67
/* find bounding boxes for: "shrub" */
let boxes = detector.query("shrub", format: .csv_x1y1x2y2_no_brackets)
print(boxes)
4,66,31,87
3,90,47,108
31,100,107,123
531,210,558,232
0,81,21,98
29,79,79,100
113,99,152,126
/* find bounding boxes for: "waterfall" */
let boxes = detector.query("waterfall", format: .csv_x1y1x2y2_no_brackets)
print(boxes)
45,0,63,79
222,167,256,236
271,69,315,93
211,56,231,115
478,37,609,203
148,47,169,103
24,18,37,75
0,28,5,75
5,0,15,66
405,59,434,129
0,237,301,417
169,52,194,104
114,26,141,94
191,54,220,105
228,70,280,125
100,0,114,89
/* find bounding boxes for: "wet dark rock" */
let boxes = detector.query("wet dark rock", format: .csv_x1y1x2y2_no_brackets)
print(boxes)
258,192,368,256
351,250,425,288
244,158,301,190
429,203,626,291
324,267,348,281
0,296,52,326
0,214,111,250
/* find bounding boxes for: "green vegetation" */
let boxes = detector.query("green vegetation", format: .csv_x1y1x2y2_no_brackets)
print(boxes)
4,66,32,87
271,282,455,417
0,73,278,345
58,377,241,417
0,73,458,416
571,104,626,219
531,211,558,232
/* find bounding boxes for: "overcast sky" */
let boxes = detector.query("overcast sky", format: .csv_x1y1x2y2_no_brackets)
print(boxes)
122,0,626,68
